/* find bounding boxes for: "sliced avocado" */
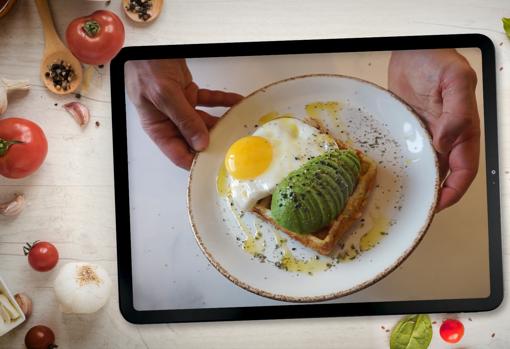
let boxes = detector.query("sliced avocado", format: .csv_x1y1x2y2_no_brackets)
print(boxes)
271,149,361,234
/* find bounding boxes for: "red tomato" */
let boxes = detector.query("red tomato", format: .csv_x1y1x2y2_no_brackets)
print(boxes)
0,117,48,179
25,325,57,349
24,241,59,272
440,319,465,343
66,10,125,65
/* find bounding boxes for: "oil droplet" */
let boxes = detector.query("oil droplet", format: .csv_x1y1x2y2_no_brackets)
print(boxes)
337,244,359,262
360,216,389,252
273,231,331,273
305,101,342,121
305,101,353,145
258,111,294,125
216,164,230,197
282,118,299,138
243,226,265,256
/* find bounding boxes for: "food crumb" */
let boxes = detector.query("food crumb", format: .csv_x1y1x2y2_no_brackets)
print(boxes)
491,333,495,338
468,317,472,321
95,121,100,127
385,329,390,333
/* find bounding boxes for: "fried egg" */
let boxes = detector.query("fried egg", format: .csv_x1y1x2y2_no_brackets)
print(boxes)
225,118,338,211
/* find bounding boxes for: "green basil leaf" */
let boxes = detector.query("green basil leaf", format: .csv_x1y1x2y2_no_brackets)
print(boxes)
503,18,510,38
390,314,432,349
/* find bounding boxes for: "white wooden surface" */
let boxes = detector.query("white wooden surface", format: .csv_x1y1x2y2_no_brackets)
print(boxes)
0,0,509,348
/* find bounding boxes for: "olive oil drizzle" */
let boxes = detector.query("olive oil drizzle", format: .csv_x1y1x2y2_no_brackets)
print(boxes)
360,216,389,252
272,231,331,274
216,164,230,197
305,101,355,147
217,164,265,257
258,111,294,125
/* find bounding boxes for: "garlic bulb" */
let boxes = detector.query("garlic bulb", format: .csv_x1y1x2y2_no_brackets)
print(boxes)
0,78,30,115
54,262,112,314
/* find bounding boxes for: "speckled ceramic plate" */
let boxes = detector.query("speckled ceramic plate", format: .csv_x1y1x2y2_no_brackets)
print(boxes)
188,74,439,302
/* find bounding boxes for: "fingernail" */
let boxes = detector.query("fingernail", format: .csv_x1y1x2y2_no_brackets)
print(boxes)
191,135,208,151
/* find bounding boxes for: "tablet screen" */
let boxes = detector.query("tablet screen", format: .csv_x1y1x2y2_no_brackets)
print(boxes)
116,40,499,320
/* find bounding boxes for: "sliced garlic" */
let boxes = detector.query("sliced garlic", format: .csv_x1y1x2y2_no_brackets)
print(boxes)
63,102,90,127
0,194,25,217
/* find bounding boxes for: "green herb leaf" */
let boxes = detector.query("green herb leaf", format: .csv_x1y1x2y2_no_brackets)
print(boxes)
390,314,432,349
503,18,510,38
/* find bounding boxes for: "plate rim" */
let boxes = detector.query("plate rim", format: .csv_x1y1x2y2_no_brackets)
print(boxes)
187,73,439,302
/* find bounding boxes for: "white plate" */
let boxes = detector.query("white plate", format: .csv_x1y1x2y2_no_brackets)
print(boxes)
188,74,439,302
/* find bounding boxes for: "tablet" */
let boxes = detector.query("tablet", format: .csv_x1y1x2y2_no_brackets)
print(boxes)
110,34,502,324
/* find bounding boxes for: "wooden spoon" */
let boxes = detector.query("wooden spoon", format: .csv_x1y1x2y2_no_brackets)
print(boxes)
35,0,82,95
0,0,17,19
122,0,163,24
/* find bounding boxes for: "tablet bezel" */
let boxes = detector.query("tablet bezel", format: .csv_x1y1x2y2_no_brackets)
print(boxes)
110,34,502,324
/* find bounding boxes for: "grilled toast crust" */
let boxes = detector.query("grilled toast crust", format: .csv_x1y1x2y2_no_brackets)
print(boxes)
252,139,377,256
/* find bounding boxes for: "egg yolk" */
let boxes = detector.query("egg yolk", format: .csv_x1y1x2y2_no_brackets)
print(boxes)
225,136,273,180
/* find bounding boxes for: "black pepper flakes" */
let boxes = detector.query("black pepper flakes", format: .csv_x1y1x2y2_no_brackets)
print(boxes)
125,0,153,21
45,60,75,91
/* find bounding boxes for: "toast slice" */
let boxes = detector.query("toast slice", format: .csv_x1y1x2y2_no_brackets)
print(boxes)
252,137,377,256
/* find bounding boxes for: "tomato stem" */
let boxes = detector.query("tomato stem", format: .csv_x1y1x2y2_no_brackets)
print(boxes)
0,138,23,157
82,20,100,38
23,241,39,256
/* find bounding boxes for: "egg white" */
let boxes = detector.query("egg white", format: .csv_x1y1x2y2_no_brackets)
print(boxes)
229,118,338,211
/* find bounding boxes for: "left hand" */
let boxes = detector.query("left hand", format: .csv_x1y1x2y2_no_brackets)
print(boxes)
388,49,480,211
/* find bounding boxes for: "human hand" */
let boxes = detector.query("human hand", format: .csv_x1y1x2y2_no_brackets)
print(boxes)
388,49,480,211
125,59,243,169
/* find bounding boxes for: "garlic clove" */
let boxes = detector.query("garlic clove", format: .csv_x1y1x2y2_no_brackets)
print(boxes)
14,293,32,320
0,78,30,115
2,79,30,92
0,194,26,217
63,102,90,127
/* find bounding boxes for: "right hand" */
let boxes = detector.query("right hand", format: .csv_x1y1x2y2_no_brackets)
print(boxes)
125,59,243,169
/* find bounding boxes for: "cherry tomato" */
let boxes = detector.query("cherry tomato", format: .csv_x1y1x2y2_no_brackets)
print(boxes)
24,325,57,349
23,241,59,272
0,117,48,179
66,10,125,65
440,318,465,343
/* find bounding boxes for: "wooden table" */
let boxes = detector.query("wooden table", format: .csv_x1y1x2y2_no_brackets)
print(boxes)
0,0,509,348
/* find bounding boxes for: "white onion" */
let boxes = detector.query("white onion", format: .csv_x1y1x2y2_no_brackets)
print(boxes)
54,262,112,314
